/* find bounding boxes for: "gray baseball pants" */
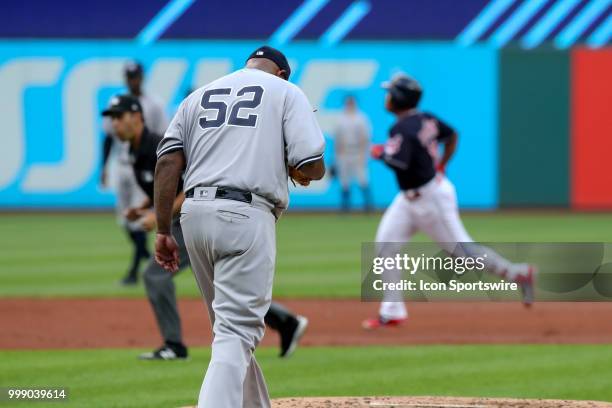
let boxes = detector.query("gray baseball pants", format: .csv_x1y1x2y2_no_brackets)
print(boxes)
180,192,276,408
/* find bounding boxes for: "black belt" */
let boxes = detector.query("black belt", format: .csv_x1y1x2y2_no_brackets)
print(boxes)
185,186,252,204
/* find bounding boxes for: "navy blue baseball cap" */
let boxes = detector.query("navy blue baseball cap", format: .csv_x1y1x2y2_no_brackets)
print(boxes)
102,94,142,116
246,46,291,80
124,61,144,78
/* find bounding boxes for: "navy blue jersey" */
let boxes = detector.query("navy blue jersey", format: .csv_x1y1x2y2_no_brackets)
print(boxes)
380,111,455,190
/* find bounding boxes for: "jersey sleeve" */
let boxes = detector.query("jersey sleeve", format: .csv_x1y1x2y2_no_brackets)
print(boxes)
430,114,455,142
283,86,325,169
157,100,186,159
381,127,412,171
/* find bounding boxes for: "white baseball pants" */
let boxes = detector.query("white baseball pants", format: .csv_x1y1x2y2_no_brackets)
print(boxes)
375,176,517,320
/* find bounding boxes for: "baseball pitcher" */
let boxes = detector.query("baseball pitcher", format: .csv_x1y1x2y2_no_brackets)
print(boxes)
154,46,325,407
103,93,312,361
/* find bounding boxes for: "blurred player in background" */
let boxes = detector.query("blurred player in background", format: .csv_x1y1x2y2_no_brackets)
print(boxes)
363,73,535,329
104,94,309,360
100,61,168,285
334,95,372,212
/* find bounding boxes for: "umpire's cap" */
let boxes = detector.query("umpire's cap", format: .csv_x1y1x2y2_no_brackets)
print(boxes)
382,72,422,109
102,94,142,116
246,45,291,80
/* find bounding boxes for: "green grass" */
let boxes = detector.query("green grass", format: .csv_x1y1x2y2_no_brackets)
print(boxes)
3,213,612,407
1,345,611,407
1,212,612,298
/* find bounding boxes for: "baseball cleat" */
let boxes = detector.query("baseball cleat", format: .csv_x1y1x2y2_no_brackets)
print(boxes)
515,264,536,307
139,344,188,361
362,316,406,330
280,315,308,358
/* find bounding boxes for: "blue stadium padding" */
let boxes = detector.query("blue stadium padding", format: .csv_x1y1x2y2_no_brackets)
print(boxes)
0,41,498,209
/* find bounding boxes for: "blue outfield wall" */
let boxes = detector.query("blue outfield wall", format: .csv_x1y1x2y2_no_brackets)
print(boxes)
0,41,498,209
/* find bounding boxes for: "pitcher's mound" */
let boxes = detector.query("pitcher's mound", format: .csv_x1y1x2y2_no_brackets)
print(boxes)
271,396,612,407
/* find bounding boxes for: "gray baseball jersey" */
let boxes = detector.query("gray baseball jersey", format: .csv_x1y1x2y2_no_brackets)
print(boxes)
335,110,370,157
157,67,325,212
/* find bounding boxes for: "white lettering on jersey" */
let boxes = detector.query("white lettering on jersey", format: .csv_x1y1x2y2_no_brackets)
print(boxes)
385,133,403,156
418,118,440,163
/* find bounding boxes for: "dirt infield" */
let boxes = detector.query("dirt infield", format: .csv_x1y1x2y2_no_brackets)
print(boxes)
180,396,612,408
2,299,612,349
270,396,612,407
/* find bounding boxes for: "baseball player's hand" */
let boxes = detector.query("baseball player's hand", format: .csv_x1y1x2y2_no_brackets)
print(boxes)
370,144,384,159
125,207,146,222
288,166,311,186
155,233,180,273
140,211,157,232
436,163,446,174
